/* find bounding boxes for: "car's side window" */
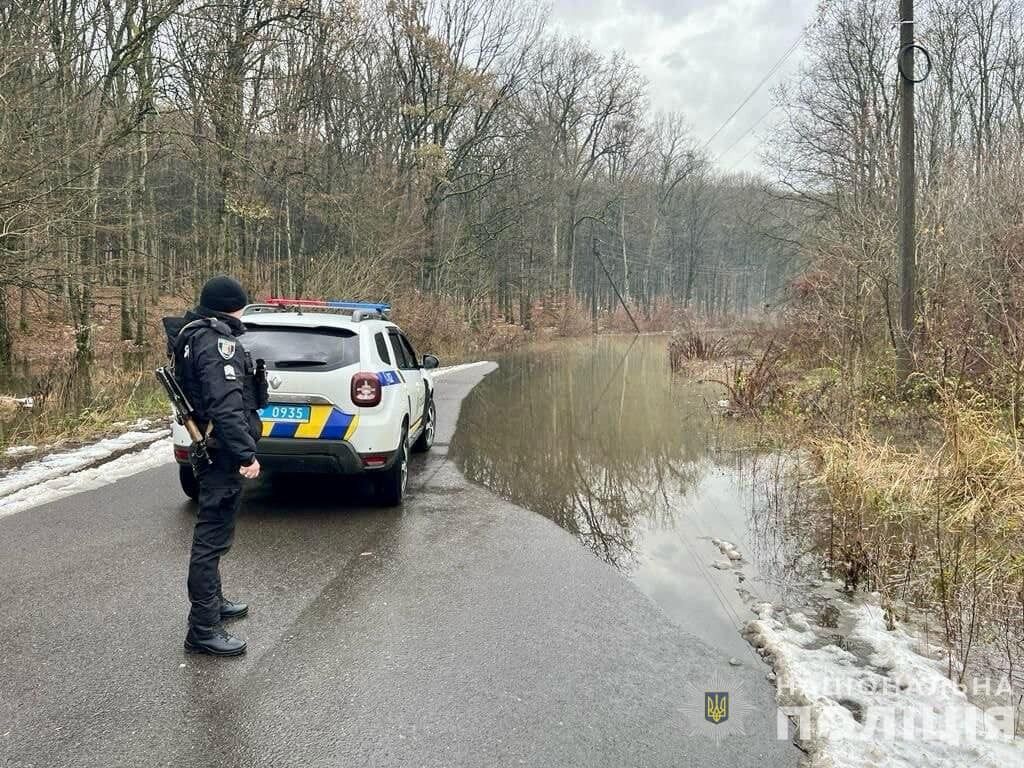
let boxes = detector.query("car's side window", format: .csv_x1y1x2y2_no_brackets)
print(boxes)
375,332,392,365
399,334,419,368
388,329,413,369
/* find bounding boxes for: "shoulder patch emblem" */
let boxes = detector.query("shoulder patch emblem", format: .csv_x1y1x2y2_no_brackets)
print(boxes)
223,363,237,381
218,338,236,360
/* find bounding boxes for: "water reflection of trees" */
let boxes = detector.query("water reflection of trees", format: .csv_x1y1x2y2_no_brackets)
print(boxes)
450,337,714,568
732,450,820,599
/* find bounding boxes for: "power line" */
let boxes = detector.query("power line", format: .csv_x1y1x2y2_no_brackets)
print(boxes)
716,105,777,162
727,144,761,173
701,30,807,152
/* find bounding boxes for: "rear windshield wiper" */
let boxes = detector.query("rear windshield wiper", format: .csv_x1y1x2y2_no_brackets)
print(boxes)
273,360,329,368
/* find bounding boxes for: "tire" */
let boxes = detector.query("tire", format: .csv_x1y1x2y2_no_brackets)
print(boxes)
179,464,199,500
411,397,435,453
375,428,409,507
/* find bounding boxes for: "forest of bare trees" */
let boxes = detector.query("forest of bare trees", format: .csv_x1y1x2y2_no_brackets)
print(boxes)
773,0,1024,400
8,0,1024,393
0,0,796,376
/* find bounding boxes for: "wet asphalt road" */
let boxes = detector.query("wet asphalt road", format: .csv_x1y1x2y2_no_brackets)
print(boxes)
0,364,796,768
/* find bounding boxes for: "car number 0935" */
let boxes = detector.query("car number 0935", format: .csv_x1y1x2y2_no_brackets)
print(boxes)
261,404,311,423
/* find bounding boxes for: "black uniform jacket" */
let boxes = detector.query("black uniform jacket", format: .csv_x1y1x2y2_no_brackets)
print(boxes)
162,308,263,467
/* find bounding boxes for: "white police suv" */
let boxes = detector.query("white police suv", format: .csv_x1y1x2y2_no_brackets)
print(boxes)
172,299,439,506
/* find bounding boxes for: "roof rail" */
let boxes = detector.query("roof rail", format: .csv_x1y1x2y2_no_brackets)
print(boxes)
243,298,392,321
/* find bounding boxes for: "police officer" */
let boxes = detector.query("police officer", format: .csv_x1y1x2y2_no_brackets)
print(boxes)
166,276,267,656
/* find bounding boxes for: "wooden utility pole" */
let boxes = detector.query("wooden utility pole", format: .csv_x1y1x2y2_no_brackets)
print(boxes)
590,236,598,333
897,0,917,384
593,242,640,333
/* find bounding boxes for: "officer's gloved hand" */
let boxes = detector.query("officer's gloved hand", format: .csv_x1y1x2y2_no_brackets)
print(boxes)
239,459,261,479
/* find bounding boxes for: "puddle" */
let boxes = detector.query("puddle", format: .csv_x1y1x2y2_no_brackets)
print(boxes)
448,335,1024,760
449,335,819,657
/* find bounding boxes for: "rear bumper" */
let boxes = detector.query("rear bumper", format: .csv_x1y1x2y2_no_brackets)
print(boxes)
258,438,398,474
256,437,360,474
173,438,399,475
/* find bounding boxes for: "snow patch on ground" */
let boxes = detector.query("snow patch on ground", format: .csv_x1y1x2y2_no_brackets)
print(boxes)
3,445,39,458
745,601,1023,767
0,429,171,518
710,537,744,564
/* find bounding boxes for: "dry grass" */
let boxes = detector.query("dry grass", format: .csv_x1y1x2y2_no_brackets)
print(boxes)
669,330,732,367
667,318,787,414
815,395,1024,682
4,287,187,374
529,296,593,338
1,287,175,454
664,311,1024,684
0,354,167,458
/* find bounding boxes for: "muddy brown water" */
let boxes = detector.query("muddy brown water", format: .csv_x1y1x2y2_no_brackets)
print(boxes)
449,335,817,658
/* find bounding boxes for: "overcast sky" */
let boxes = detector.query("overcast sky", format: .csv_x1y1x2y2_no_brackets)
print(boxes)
548,0,819,175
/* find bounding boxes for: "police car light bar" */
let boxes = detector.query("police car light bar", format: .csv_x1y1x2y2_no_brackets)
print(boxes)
263,298,391,314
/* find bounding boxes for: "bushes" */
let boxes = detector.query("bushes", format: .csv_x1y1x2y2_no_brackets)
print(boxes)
668,330,731,367
666,309,1024,682
0,352,167,456
529,296,593,338
668,320,788,414
712,341,785,413
814,396,1024,680
388,291,527,362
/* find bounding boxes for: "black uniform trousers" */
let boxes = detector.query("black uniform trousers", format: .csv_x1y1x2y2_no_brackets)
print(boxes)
187,447,242,628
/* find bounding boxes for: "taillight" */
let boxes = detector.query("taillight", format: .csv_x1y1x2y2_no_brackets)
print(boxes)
174,447,190,462
351,372,382,407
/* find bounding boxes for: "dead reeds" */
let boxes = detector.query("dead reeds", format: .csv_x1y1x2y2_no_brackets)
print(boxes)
815,394,1024,683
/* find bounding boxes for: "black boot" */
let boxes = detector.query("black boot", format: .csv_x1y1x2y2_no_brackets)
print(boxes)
185,623,247,656
220,595,249,620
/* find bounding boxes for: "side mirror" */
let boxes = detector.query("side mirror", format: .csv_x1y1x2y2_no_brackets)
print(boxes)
422,354,440,370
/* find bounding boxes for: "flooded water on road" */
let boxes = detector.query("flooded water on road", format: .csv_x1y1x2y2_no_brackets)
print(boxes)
449,335,816,657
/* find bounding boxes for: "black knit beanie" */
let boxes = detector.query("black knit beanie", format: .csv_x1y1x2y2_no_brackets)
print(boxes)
199,276,249,313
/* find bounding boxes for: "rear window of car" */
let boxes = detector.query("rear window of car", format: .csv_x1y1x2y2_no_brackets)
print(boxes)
387,329,414,369
375,332,392,364
242,325,360,371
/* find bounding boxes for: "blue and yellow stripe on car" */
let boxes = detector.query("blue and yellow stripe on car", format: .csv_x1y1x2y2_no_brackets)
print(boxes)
261,405,359,441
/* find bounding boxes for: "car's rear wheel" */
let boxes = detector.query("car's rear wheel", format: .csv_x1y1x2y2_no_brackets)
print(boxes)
375,428,408,507
412,397,435,453
179,464,199,500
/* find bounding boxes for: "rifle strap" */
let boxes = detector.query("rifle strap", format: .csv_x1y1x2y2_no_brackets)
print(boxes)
173,319,213,362
173,317,231,440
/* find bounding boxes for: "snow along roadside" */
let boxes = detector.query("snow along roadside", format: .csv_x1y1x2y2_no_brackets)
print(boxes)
0,437,172,519
744,601,1023,768
0,424,170,512
0,361,491,519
